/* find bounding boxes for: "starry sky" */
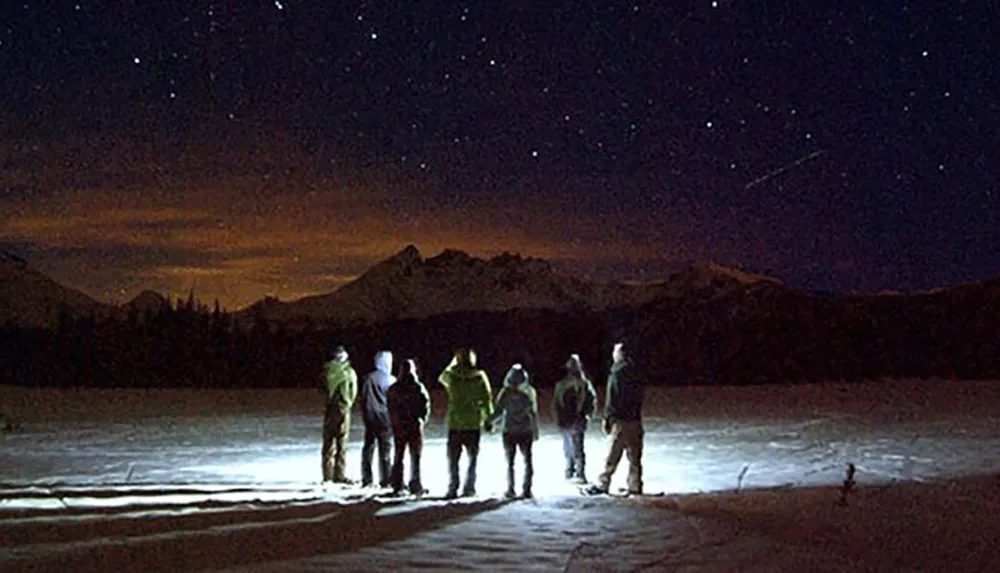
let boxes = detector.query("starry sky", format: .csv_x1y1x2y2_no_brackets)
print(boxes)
1,1,997,310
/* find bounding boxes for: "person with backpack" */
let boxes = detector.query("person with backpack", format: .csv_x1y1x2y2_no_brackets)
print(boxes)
438,347,493,499
387,358,431,496
321,345,358,484
358,350,395,488
490,363,540,499
551,353,597,484
585,341,646,496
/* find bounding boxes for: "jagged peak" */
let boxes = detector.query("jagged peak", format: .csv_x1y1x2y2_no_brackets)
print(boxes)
392,244,422,263
489,251,553,273
420,248,553,271
425,248,476,267
360,244,424,279
489,251,525,265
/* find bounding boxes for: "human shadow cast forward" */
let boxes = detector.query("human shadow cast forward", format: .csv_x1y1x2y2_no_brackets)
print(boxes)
0,495,513,573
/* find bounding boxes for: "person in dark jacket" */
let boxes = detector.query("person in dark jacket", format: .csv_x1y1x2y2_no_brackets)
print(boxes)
358,350,396,488
490,363,540,498
321,345,358,484
387,358,431,496
585,341,645,495
551,353,597,484
438,347,494,499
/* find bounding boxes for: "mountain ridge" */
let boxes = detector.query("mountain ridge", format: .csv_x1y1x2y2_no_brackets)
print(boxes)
236,245,786,327
1,245,997,330
2,247,998,387
0,251,111,328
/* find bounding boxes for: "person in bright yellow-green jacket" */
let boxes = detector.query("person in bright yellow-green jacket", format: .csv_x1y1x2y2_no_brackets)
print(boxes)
321,345,358,484
438,347,493,498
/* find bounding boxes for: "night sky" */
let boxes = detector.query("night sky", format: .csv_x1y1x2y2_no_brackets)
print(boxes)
2,1,997,310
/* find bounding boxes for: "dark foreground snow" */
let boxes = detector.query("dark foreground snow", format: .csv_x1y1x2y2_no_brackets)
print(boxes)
1,379,998,571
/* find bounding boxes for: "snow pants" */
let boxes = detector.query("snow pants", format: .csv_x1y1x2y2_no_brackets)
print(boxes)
321,405,351,482
446,429,481,496
390,425,424,493
361,422,392,487
561,424,587,480
597,419,644,494
503,432,534,495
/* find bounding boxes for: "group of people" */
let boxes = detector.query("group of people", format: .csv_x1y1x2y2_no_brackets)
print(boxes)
320,341,645,499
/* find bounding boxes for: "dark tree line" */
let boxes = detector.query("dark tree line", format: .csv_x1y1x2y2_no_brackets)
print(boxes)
1,279,998,389
626,279,1000,385
0,300,611,389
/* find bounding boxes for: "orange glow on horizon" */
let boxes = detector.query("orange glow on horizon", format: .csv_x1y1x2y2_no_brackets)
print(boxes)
0,135,734,309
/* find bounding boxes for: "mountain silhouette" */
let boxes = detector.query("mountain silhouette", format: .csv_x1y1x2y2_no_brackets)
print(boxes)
236,245,781,327
0,252,110,328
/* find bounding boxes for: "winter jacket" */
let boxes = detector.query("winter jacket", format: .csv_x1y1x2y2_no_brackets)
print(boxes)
359,351,396,429
551,373,597,428
438,348,494,431
323,358,358,411
604,358,644,423
387,371,431,432
490,364,539,439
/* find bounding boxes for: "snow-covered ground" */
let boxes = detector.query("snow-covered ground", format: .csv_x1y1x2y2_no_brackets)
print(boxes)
1,379,998,571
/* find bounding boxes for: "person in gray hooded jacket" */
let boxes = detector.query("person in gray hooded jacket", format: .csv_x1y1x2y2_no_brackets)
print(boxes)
358,350,395,488
489,363,539,499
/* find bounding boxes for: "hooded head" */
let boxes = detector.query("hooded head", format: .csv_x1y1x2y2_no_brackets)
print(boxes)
453,347,477,369
332,345,349,362
374,350,393,374
565,353,584,376
504,363,529,387
400,358,418,380
612,342,627,364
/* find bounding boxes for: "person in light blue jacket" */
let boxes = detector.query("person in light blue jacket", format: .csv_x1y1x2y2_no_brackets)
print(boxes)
489,363,539,499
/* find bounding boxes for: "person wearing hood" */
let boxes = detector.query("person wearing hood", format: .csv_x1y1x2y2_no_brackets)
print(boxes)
438,347,493,499
551,353,597,484
585,341,646,496
490,363,540,499
387,358,431,496
321,345,358,484
358,350,396,488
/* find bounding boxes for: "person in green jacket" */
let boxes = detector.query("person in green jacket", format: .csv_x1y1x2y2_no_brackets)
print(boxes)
438,347,493,498
321,345,358,484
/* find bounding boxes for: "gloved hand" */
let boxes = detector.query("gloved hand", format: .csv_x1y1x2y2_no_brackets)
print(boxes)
602,418,613,435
